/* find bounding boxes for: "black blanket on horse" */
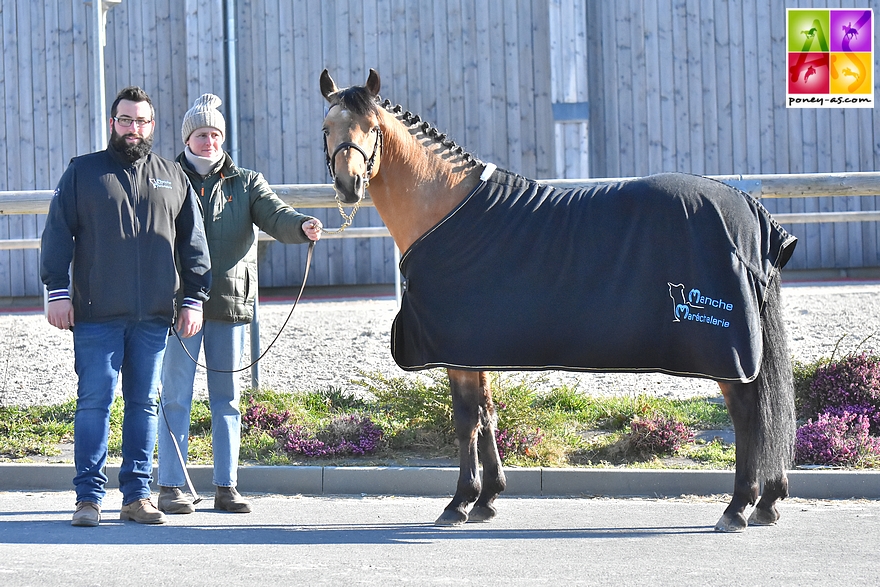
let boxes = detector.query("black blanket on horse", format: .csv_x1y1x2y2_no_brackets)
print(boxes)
390,169,797,382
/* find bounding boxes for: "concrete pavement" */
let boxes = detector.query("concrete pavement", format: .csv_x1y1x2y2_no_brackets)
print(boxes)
2,464,879,586
1,490,878,586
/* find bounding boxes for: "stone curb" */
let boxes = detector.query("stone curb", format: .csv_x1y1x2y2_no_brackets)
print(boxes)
1,463,878,500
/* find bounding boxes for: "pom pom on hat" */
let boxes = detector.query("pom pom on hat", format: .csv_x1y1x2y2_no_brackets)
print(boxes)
181,93,226,143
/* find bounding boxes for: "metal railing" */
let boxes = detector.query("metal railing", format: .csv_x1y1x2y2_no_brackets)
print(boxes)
3,172,880,388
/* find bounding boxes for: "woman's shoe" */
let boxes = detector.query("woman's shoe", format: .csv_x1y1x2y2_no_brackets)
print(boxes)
214,486,252,513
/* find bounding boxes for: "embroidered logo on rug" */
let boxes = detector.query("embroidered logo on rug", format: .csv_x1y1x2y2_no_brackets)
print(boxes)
149,178,173,190
668,283,732,328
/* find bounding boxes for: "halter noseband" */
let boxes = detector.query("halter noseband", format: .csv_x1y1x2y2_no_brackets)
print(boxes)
323,125,383,188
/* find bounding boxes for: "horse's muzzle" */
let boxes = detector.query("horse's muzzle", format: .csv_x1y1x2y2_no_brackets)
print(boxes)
333,174,365,204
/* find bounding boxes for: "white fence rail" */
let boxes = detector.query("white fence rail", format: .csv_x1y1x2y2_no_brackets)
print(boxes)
4,172,880,217
3,172,880,389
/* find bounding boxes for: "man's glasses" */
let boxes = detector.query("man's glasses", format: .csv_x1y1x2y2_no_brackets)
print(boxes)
113,117,153,128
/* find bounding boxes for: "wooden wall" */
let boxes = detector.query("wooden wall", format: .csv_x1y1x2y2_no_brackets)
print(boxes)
1,0,879,298
231,0,556,287
0,0,556,296
585,0,880,271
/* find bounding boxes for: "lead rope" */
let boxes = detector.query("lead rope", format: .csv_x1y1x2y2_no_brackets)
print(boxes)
161,240,315,504
171,240,315,373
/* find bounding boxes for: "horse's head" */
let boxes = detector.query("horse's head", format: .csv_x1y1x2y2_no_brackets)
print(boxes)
320,69,384,204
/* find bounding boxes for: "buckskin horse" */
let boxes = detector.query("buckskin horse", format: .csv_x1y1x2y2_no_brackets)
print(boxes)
319,69,797,532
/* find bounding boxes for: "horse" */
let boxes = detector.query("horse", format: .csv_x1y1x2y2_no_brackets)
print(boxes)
319,68,798,533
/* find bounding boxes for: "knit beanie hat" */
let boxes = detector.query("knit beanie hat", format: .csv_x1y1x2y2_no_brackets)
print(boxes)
181,93,226,143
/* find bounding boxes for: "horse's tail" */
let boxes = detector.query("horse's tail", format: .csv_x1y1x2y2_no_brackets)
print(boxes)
753,273,796,482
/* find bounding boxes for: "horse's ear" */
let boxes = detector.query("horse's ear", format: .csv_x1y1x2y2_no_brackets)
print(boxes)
320,69,339,101
365,69,381,97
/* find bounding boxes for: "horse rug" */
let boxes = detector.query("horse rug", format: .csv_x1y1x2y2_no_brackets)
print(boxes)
391,169,797,382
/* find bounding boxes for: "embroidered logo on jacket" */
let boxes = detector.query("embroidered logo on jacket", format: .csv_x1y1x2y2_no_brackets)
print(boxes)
149,178,173,190
668,283,732,328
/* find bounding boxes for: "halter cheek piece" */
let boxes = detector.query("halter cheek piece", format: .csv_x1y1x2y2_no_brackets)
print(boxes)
323,125,383,189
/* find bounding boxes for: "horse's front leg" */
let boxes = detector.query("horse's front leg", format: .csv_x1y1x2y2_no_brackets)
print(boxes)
435,369,505,526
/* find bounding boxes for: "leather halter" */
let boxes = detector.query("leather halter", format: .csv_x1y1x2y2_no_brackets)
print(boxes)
323,125,383,188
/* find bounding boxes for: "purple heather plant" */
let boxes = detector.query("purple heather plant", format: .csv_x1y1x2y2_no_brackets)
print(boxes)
795,411,880,467
801,353,880,433
494,427,544,462
628,415,694,456
274,414,383,458
242,400,291,432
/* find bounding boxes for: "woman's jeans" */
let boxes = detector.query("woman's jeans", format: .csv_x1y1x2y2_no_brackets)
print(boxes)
158,320,246,488
72,319,168,506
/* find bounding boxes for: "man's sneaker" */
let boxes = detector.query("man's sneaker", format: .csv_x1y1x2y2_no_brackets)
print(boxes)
158,486,195,514
214,486,252,513
71,501,101,527
119,498,167,524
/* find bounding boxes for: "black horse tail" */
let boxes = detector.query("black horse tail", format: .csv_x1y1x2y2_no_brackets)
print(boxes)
753,273,796,482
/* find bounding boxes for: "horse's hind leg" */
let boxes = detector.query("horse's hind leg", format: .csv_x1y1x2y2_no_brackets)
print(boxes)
435,370,506,526
718,380,790,531
750,475,788,526
715,276,794,532
716,381,760,532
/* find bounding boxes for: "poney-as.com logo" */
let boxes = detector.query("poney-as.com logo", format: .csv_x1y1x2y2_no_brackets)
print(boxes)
787,8,873,108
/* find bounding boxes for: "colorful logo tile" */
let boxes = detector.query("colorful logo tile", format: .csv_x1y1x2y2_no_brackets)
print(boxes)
787,8,874,108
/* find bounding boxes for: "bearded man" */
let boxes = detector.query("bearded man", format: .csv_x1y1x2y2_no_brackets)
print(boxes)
41,86,212,527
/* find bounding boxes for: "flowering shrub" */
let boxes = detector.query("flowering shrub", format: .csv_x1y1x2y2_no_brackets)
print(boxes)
242,399,290,432
272,414,383,458
494,427,545,462
627,415,694,456
799,353,880,434
243,399,383,458
795,411,880,467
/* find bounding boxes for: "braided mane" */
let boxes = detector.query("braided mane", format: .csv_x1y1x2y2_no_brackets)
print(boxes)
378,99,481,168
329,83,481,170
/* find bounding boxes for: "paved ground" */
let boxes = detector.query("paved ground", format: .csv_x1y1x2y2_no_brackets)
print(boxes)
1,491,878,586
3,280,879,585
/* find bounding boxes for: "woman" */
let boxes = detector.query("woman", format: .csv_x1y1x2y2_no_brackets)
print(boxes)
157,94,321,514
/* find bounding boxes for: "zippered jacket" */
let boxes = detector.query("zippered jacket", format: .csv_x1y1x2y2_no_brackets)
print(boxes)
177,151,314,323
41,145,211,324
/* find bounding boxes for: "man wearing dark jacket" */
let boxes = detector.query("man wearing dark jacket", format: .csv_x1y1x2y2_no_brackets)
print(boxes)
41,86,212,527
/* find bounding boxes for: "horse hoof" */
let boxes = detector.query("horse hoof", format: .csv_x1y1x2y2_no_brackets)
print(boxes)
435,510,469,527
714,512,748,533
748,506,780,526
467,505,497,523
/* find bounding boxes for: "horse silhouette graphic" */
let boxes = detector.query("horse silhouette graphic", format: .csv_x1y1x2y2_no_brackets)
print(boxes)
842,23,859,41
843,67,859,81
804,65,817,83
668,282,703,322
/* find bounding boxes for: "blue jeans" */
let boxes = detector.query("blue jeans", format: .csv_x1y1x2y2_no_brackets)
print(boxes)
158,320,246,488
72,319,168,506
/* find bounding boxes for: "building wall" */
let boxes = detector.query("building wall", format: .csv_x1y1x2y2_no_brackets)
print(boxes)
1,0,878,297
585,0,880,270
